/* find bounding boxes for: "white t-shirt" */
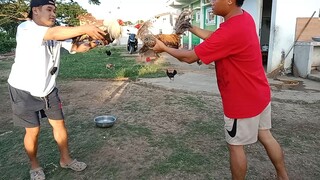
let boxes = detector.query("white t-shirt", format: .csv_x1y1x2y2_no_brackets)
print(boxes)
8,20,73,97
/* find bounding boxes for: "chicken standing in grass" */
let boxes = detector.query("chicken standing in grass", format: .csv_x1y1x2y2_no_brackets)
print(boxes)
137,10,192,57
105,50,112,56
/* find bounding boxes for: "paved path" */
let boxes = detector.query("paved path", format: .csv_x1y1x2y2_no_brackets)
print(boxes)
139,53,320,103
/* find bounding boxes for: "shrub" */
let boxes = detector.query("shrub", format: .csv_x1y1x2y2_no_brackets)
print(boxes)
0,32,16,54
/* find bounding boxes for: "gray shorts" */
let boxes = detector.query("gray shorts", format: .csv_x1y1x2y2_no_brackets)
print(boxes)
8,85,64,128
224,102,272,145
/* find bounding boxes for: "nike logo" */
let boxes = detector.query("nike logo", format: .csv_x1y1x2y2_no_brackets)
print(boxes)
227,119,237,138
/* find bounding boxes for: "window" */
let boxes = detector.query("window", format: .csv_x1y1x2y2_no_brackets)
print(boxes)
162,17,166,23
195,11,200,22
205,7,215,25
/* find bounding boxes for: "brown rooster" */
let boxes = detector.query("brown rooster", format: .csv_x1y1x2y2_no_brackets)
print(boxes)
72,18,122,47
137,9,192,56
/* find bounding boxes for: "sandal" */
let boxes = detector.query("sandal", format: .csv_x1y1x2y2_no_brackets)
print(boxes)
30,167,45,180
60,159,87,172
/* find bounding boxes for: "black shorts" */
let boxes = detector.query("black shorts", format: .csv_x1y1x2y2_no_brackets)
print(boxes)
8,85,64,128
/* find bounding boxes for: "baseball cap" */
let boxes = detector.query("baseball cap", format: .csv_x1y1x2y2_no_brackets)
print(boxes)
27,0,56,19
30,0,56,8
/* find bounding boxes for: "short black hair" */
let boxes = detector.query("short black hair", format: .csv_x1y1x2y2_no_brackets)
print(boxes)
27,9,33,19
236,0,245,7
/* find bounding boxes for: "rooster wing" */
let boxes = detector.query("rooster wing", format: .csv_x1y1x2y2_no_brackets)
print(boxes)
137,10,192,55
73,18,122,46
155,34,181,49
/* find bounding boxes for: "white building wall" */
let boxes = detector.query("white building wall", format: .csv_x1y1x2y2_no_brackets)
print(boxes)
242,0,262,37
152,14,175,34
237,0,320,73
268,0,320,72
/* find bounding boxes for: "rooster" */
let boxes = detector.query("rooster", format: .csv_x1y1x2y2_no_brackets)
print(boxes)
196,60,203,66
72,18,122,47
137,9,192,56
166,69,177,81
105,49,112,56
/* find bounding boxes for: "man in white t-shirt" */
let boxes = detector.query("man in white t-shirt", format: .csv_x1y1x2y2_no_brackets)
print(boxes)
7,0,108,179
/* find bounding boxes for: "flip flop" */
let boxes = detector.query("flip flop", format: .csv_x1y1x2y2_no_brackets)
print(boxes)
60,159,87,172
30,167,45,180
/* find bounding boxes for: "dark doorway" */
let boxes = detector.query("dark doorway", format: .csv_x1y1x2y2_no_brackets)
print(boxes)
260,0,273,70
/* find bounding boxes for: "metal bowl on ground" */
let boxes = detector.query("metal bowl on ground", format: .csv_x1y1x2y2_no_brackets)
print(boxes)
94,115,117,128
312,36,320,42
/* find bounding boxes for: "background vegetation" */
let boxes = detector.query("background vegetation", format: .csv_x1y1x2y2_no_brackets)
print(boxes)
0,0,99,53
0,0,143,54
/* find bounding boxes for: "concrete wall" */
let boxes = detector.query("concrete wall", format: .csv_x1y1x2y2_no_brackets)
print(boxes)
242,0,262,37
242,0,320,73
168,0,320,73
268,0,320,72
151,14,176,34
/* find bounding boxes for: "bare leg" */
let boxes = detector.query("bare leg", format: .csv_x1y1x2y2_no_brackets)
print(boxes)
48,119,73,165
228,144,247,180
258,129,289,180
24,127,41,169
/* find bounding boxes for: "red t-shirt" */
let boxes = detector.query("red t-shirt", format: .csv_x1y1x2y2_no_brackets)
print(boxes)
194,11,271,118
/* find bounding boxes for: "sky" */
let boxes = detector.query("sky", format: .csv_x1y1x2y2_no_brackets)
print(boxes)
75,0,173,23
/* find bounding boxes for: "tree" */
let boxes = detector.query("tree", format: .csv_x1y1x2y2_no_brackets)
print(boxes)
0,0,29,37
0,0,101,53
56,1,87,26
88,0,100,5
0,0,102,27
135,20,144,24
0,0,100,36
67,0,100,5
124,21,133,26
0,0,29,23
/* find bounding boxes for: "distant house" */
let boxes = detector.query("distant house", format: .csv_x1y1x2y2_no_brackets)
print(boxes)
148,12,179,35
167,0,320,78
167,0,221,49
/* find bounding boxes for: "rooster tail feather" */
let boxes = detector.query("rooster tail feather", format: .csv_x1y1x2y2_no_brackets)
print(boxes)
174,9,193,35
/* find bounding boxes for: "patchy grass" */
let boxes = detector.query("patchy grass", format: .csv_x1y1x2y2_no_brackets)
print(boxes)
59,46,166,80
0,58,13,83
0,46,166,82
1,47,320,179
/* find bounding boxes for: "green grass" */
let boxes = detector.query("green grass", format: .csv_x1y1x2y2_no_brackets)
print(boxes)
0,46,166,82
138,118,226,179
151,147,210,174
0,58,14,83
59,46,166,80
1,47,320,179
0,59,13,71
0,46,167,180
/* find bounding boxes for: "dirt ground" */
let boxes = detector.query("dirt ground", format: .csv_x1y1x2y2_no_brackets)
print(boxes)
48,80,320,179
1,54,320,179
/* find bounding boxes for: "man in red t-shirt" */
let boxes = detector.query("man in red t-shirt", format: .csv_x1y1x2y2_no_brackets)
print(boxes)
153,0,288,179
